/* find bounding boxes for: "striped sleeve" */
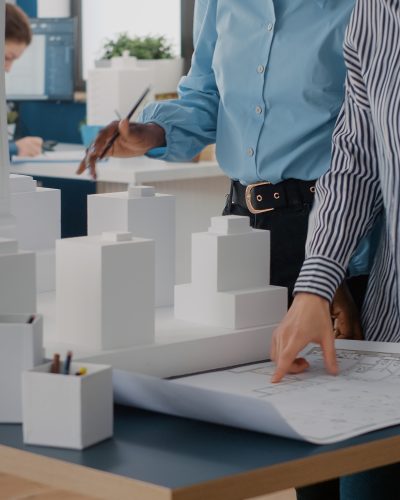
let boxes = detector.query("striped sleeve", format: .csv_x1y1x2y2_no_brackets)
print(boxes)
294,18,383,302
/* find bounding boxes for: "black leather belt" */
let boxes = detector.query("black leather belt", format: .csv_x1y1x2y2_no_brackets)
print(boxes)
231,179,316,214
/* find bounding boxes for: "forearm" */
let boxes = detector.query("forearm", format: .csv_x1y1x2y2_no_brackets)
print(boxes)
295,95,382,302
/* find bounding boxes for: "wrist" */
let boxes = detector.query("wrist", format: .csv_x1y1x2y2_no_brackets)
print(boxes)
294,292,330,308
142,123,166,151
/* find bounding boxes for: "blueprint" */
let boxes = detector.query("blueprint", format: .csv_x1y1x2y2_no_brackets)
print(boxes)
113,340,400,444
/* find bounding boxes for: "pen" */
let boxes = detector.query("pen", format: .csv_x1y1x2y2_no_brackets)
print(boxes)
64,350,73,375
98,86,151,160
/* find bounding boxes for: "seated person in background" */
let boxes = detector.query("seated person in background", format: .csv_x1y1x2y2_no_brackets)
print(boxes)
5,3,42,157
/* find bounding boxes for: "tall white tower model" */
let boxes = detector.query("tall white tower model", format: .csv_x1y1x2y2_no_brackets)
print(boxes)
0,2,15,239
0,2,36,313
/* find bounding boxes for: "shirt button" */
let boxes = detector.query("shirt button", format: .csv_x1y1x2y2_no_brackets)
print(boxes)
247,147,254,157
255,106,263,114
257,65,265,74
267,23,274,31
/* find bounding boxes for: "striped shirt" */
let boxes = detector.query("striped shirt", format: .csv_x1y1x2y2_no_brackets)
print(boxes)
294,0,400,342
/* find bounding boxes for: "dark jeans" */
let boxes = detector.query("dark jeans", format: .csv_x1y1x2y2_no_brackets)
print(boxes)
223,199,312,300
297,462,400,500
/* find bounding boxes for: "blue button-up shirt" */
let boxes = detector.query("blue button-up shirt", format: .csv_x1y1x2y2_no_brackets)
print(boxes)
141,0,354,185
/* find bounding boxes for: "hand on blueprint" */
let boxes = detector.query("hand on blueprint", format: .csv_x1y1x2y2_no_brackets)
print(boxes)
270,293,338,383
15,136,43,157
76,120,166,179
331,283,363,340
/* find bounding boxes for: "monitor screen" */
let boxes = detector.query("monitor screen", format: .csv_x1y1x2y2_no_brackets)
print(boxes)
6,17,76,101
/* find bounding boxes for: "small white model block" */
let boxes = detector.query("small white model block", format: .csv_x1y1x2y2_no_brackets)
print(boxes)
88,187,175,307
191,216,270,292
56,232,155,350
0,314,43,423
10,175,61,251
0,238,36,315
9,174,60,292
175,284,287,329
22,362,113,449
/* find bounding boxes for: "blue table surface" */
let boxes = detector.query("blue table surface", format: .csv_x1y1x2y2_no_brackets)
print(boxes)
1,405,400,489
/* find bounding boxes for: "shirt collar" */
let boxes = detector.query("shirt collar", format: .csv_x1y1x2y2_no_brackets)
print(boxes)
314,0,328,7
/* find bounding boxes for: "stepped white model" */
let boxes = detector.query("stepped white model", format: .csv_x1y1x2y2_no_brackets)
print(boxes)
56,231,155,350
88,184,175,307
10,174,61,292
175,216,287,328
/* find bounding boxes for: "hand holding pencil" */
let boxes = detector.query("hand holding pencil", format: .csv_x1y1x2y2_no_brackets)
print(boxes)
77,87,166,179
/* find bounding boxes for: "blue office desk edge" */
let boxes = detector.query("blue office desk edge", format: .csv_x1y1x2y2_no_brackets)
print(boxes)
1,405,400,490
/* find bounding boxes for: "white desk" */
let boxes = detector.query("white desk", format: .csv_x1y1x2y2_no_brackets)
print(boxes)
10,150,230,283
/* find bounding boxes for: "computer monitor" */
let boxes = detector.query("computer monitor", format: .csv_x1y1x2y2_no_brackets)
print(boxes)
5,17,76,101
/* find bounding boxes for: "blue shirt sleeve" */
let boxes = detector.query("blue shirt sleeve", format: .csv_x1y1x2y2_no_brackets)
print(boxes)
141,0,218,162
8,140,18,157
348,214,383,276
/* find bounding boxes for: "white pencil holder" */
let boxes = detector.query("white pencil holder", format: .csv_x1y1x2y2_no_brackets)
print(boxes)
22,361,113,449
0,314,43,423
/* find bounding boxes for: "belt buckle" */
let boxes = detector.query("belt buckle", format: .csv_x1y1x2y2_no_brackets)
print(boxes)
245,181,275,214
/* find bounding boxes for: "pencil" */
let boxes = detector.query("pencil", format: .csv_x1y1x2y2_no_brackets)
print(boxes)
98,86,151,160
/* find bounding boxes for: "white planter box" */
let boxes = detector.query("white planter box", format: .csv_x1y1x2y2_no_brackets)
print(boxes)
136,58,184,95
22,361,113,449
0,314,43,423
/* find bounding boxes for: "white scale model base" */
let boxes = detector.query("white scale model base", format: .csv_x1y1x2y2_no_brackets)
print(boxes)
175,216,287,329
10,174,61,292
43,215,287,378
56,231,155,350
88,185,175,307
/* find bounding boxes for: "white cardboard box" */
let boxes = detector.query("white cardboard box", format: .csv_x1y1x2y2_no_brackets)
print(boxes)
0,239,36,315
0,314,43,422
22,361,113,449
56,232,155,350
88,187,175,307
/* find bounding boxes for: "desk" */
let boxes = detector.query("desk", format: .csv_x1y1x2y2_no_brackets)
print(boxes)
1,406,400,499
10,150,229,283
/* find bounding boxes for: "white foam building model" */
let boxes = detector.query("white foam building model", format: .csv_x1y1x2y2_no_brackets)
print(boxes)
175,216,287,329
10,174,61,292
88,185,175,307
0,1,37,317
56,231,155,350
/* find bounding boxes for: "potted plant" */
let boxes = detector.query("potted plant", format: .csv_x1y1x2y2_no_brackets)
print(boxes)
97,33,184,96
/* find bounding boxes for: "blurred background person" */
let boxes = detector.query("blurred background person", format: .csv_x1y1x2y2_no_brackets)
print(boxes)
5,3,42,157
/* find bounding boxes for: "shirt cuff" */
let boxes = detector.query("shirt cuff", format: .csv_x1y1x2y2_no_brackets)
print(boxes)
294,256,346,303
